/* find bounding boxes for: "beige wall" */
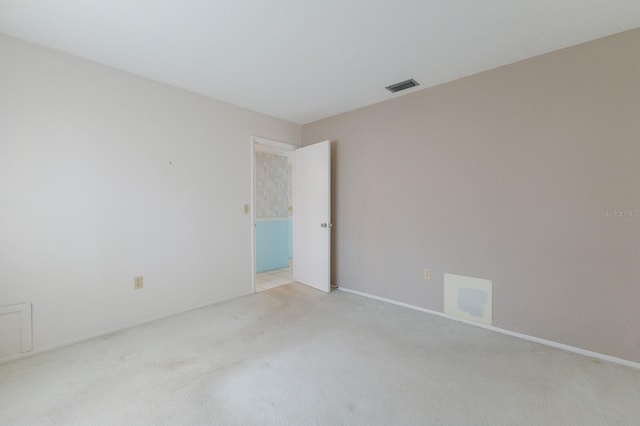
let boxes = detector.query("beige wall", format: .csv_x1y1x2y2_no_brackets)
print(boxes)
303,28,640,362
0,34,301,354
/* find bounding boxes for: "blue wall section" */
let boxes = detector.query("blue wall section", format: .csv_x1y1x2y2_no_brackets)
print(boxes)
287,219,293,259
256,219,292,273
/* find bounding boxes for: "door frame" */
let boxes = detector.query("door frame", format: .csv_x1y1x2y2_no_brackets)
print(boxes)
250,136,297,293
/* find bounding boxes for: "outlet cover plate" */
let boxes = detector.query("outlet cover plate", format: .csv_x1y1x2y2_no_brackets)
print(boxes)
424,268,431,280
134,276,144,290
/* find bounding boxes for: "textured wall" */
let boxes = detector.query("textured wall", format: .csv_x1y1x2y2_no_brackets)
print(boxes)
303,29,640,362
255,152,291,219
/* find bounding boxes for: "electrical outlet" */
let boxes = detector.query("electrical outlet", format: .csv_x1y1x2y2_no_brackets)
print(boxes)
134,276,144,289
424,268,431,280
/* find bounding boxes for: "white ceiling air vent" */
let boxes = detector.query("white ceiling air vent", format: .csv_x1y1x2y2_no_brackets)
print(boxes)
385,79,420,93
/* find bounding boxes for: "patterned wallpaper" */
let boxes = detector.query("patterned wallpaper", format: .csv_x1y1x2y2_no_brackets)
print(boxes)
255,152,292,218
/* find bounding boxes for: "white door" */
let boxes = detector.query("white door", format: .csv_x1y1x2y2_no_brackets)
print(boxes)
293,140,331,293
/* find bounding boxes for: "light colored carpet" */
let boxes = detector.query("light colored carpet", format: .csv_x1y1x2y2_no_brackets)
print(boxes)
1,283,638,425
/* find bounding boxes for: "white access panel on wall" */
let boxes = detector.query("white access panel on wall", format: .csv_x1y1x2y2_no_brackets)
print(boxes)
0,302,33,359
444,273,492,325
293,140,331,293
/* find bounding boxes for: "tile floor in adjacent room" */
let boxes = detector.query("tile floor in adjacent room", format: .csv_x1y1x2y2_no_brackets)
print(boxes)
255,260,293,292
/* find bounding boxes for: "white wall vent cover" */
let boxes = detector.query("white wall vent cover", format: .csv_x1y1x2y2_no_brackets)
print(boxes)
0,302,33,359
444,273,492,325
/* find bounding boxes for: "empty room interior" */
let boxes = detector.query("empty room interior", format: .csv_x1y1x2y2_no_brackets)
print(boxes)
1,1,640,425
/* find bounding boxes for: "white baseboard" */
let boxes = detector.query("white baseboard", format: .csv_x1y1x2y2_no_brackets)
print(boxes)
338,286,640,370
0,294,247,365
6,287,638,370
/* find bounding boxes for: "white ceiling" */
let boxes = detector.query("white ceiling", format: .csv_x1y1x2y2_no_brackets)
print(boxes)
1,1,639,124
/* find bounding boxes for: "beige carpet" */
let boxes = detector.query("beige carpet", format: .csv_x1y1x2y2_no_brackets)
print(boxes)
1,283,639,425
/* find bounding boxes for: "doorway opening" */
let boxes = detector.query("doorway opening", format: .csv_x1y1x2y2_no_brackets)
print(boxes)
251,136,296,292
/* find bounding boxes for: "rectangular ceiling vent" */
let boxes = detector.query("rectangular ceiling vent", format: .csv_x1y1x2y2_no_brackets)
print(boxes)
385,79,419,93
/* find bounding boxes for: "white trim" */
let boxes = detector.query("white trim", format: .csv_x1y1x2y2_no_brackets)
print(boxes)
0,296,243,365
253,136,296,151
337,286,640,370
